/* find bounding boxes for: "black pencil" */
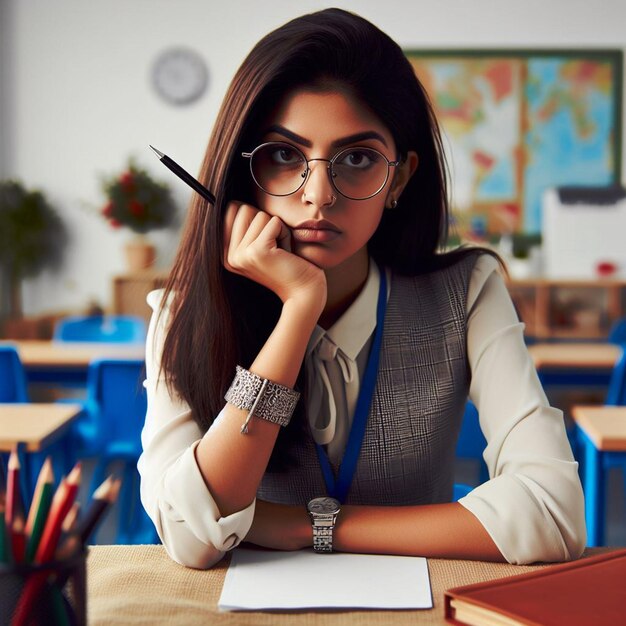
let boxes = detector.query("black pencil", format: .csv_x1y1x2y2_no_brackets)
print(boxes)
76,476,121,545
149,145,216,204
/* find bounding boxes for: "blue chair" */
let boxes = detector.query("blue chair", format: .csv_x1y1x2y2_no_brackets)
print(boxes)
0,347,29,489
0,346,68,493
608,318,626,346
575,349,626,545
54,315,146,344
0,346,28,402
85,359,158,544
606,350,626,406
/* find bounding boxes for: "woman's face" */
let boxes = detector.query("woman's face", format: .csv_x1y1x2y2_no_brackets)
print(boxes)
249,88,408,271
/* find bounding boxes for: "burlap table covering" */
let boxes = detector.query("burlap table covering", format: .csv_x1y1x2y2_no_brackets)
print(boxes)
87,544,558,625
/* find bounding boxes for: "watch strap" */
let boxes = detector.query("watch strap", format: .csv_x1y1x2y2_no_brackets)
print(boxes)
311,515,336,552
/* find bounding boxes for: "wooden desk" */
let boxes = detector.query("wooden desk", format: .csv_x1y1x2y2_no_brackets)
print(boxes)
86,545,550,625
0,340,145,390
0,340,145,369
572,405,626,547
529,342,622,370
0,403,82,452
529,342,622,389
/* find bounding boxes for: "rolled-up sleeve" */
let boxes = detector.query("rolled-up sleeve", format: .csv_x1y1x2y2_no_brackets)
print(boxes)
138,289,255,569
458,255,586,564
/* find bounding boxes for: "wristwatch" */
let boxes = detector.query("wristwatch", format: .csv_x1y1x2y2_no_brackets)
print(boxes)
307,497,341,553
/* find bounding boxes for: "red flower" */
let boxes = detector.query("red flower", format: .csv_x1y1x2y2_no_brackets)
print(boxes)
110,219,122,229
120,171,135,193
102,202,114,218
129,200,144,217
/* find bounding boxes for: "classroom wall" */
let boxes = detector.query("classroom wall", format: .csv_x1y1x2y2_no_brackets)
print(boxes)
2,0,626,317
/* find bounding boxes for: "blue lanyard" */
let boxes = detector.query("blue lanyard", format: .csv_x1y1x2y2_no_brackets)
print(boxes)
315,265,387,504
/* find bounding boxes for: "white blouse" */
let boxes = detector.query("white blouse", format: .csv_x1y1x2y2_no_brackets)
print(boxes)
138,255,586,569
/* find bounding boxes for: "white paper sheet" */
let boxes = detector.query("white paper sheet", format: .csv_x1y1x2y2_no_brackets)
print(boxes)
218,548,432,611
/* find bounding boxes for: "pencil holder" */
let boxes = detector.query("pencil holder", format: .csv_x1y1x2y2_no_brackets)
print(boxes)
0,550,87,626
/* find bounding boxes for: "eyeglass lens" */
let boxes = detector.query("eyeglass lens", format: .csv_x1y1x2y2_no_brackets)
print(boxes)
249,142,391,199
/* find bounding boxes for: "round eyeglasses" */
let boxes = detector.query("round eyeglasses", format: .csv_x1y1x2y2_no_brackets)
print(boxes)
241,142,400,201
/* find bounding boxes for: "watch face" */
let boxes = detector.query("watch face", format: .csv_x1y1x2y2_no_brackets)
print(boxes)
151,47,208,106
308,497,340,514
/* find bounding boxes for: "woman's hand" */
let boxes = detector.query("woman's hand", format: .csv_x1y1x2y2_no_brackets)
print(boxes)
245,500,312,551
224,202,327,308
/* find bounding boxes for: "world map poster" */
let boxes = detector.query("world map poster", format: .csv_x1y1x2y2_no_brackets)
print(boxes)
406,50,622,236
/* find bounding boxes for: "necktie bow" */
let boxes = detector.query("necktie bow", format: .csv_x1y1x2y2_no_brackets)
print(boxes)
307,334,356,445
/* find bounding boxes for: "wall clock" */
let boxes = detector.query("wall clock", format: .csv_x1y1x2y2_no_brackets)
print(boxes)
151,47,208,106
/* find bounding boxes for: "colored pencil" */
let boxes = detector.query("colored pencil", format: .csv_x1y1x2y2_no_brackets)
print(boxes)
34,463,81,564
11,513,26,563
78,476,121,544
11,465,82,626
62,501,81,534
0,495,8,564
6,447,24,525
10,463,123,626
25,458,54,536
24,458,54,562
0,456,6,492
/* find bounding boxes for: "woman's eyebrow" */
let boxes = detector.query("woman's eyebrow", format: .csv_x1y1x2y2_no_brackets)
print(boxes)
265,125,312,147
333,131,388,149
264,125,389,149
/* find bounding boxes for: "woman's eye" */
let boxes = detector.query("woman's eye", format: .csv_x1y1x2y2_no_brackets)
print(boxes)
339,150,374,169
272,148,302,164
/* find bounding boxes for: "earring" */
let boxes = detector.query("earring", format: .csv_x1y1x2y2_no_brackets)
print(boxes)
387,199,398,209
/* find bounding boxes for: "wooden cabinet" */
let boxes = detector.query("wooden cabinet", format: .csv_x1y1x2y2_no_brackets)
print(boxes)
507,279,626,340
112,272,169,322
112,273,626,340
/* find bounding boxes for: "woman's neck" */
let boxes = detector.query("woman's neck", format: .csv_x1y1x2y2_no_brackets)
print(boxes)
318,252,370,329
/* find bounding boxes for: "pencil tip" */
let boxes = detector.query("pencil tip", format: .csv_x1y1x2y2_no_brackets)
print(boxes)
149,145,164,159
8,449,20,467
109,478,122,502
93,475,113,498
67,462,82,482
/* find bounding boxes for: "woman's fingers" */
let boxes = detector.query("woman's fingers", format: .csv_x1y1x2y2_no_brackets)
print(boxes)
238,210,272,248
275,217,292,253
224,202,266,256
222,201,323,306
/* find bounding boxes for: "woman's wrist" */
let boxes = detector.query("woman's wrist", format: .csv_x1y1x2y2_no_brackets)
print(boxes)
249,500,312,550
282,292,325,327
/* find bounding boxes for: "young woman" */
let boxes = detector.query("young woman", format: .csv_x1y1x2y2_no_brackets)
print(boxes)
139,8,585,569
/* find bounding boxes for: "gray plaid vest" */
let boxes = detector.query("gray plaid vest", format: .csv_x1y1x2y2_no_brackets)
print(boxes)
258,254,476,506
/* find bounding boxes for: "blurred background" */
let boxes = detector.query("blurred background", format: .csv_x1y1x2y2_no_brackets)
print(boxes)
1,0,625,322
1,0,626,549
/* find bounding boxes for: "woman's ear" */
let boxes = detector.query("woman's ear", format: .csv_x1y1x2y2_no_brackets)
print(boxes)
386,151,418,208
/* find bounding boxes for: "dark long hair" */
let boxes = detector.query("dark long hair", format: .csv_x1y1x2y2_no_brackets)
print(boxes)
160,8,496,469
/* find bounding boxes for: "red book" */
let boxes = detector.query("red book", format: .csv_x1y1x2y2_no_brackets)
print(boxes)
445,549,626,626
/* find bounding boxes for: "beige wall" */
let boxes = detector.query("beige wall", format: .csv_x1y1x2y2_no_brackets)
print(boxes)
2,0,626,315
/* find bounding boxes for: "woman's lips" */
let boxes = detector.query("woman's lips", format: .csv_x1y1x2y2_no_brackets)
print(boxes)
291,220,340,243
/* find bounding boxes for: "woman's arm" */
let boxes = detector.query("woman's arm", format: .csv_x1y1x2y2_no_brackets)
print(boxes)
195,202,327,516
245,255,586,565
246,499,504,561
140,202,326,568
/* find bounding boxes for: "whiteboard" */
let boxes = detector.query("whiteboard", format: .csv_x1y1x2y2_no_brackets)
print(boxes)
542,188,626,278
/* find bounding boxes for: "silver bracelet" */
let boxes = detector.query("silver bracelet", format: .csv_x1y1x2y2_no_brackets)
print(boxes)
224,365,300,434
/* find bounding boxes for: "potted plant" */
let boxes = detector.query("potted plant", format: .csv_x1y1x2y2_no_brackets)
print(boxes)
99,161,177,271
0,180,65,321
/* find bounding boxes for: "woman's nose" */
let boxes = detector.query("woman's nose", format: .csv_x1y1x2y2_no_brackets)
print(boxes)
301,161,336,208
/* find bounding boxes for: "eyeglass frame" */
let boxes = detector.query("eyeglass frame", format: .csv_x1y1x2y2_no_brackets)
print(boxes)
241,141,401,201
